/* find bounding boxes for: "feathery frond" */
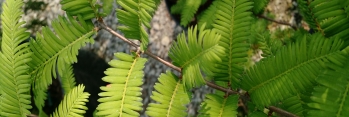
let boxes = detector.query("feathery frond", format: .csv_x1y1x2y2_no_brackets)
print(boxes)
209,0,253,89
172,0,201,26
181,0,201,26
116,0,159,51
198,93,239,117
60,64,76,94
242,33,347,107
179,0,201,26
297,0,318,30
0,0,32,116
33,88,47,116
146,71,191,117
29,15,95,111
252,0,269,14
197,0,219,29
307,56,349,117
301,0,349,44
52,84,90,117
278,95,306,116
61,0,97,20
96,52,147,117
170,0,184,14
250,18,273,57
169,24,224,90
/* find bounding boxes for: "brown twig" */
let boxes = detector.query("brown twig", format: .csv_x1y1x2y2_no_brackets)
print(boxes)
257,15,297,30
238,98,248,114
269,106,299,117
205,81,239,95
97,20,297,117
99,20,181,72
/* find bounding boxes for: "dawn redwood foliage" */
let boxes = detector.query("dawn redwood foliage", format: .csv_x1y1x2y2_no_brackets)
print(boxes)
1,0,349,117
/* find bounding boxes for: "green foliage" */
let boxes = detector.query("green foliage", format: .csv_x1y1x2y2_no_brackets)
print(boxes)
169,24,224,90
51,84,90,117
2,0,349,116
208,0,253,89
199,93,239,117
96,52,147,116
101,0,114,16
242,34,346,107
0,0,32,116
307,56,349,117
248,111,268,117
197,0,219,29
299,0,349,45
147,71,191,117
251,0,269,14
61,0,98,20
249,18,274,57
297,0,318,30
171,0,203,26
279,96,305,116
29,15,95,114
60,64,76,94
116,0,159,51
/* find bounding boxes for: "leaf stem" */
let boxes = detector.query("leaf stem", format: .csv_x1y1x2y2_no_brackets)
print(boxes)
205,81,239,95
257,14,297,30
97,20,298,117
269,106,299,117
98,20,181,72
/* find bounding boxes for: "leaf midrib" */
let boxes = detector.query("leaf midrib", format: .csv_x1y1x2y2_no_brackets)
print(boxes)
181,45,219,68
336,82,349,116
30,31,94,85
218,97,228,117
120,56,138,117
248,53,333,92
167,80,181,117
3,1,28,115
228,0,236,83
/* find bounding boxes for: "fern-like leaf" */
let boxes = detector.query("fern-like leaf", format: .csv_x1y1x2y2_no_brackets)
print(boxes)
209,0,253,89
146,71,191,117
0,0,32,116
198,93,239,117
116,0,158,51
181,0,201,26
197,0,219,29
303,0,349,44
29,15,95,112
170,0,184,14
171,0,211,26
96,52,147,116
297,0,318,30
60,64,76,94
307,56,349,117
52,84,90,117
169,24,224,90
277,95,306,116
241,33,347,107
250,18,273,57
61,0,97,20
251,0,269,14
33,88,48,116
